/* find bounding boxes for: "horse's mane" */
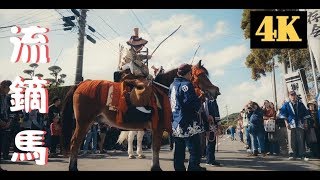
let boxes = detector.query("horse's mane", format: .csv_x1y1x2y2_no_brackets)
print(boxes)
198,65,209,76
154,67,178,85
154,63,209,85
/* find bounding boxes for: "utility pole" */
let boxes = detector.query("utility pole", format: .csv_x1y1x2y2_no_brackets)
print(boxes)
272,58,278,109
281,60,289,102
75,9,88,84
225,105,229,121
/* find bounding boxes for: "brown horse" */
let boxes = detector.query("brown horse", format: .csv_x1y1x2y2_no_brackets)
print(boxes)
62,60,220,171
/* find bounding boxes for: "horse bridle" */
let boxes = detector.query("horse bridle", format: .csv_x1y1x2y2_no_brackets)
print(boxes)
151,66,208,95
191,66,207,99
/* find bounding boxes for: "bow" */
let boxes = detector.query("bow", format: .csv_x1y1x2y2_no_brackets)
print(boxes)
151,25,182,56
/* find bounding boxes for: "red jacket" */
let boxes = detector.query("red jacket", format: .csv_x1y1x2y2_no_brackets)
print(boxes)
50,122,61,136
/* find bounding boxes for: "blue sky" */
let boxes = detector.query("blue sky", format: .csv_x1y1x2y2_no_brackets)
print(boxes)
0,9,286,117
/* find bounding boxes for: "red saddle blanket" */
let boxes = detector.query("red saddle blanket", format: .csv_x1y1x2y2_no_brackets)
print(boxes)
76,80,172,132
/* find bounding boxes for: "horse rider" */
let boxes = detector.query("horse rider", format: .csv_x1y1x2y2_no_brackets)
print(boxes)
119,27,152,79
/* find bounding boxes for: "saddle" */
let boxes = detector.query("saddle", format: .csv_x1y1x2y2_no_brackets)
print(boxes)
107,76,154,123
129,79,153,107
125,79,153,123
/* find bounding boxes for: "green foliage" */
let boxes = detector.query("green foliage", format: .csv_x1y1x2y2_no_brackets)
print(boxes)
241,9,251,39
220,112,240,127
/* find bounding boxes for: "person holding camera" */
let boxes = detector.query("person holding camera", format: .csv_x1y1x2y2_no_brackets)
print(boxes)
247,102,266,157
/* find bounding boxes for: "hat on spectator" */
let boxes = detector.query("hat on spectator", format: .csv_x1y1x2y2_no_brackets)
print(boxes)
0,80,12,87
307,99,317,106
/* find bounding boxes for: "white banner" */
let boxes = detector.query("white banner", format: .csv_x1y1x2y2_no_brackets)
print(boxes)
307,9,320,72
284,71,308,106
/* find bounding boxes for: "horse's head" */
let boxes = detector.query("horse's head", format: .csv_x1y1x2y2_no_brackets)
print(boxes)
191,60,221,99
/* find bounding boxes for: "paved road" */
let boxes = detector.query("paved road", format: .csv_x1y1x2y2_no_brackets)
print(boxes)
2,135,319,171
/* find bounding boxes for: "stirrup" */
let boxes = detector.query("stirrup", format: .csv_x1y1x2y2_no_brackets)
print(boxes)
136,107,151,113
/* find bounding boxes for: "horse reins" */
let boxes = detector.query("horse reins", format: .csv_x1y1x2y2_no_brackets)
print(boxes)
191,66,206,99
152,66,207,96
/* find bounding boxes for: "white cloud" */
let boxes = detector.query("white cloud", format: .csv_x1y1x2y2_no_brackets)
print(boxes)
149,14,203,37
217,75,285,118
0,11,250,112
203,44,249,69
146,14,231,72
212,69,225,76
110,9,150,15
205,21,228,40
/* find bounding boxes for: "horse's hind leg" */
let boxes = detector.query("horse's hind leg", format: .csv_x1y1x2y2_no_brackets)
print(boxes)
151,128,163,171
69,94,97,171
128,131,137,159
137,131,145,159
69,120,91,171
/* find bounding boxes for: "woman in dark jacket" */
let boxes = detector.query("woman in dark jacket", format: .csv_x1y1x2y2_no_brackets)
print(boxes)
248,102,266,156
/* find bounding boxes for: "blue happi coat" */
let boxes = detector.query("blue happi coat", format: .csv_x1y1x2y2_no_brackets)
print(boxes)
279,100,310,129
317,94,320,126
203,98,221,132
169,77,204,137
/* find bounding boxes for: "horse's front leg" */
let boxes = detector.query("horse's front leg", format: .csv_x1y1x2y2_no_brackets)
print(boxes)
151,128,163,171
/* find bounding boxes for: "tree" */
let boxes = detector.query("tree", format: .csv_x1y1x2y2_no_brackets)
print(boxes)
22,63,40,78
29,63,39,74
34,73,44,78
23,69,34,78
241,9,311,80
48,65,66,87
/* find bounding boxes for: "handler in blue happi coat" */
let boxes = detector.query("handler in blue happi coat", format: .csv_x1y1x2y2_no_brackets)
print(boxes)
203,92,222,166
279,90,310,160
169,63,206,171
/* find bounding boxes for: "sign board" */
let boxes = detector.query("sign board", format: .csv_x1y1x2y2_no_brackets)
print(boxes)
284,69,309,106
306,9,320,72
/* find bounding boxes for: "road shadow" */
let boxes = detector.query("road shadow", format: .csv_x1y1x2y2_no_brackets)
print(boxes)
208,156,317,171
1,160,34,165
48,159,69,163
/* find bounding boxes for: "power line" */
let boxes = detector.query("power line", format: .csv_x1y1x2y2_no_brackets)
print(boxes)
54,9,64,17
130,9,154,42
0,9,38,27
0,25,15,29
0,10,60,33
86,13,117,40
19,16,60,27
53,48,64,65
0,10,44,32
90,31,119,55
12,9,48,26
90,10,121,37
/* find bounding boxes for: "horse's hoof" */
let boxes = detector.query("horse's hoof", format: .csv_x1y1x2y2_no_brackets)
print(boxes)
137,154,146,159
128,155,136,159
69,167,78,171
150,166,162,171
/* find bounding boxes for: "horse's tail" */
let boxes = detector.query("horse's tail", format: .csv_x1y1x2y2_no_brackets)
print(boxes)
117,131,130,144
61,84,79,153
